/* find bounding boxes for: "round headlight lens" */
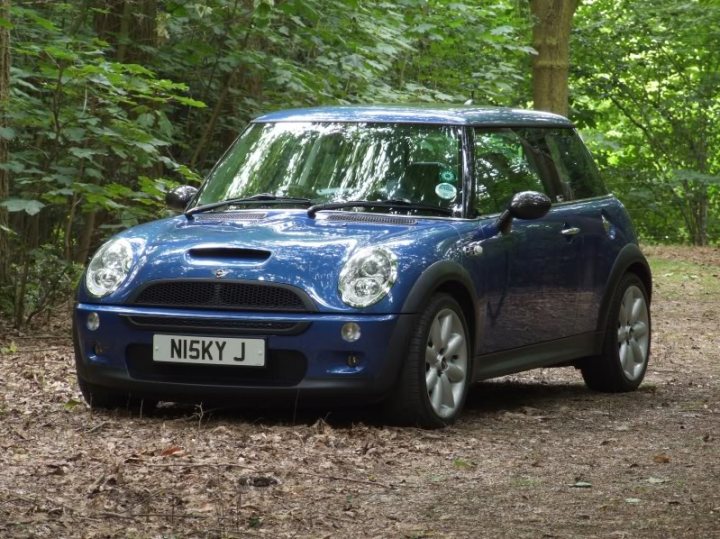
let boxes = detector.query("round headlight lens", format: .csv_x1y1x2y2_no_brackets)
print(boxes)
339,247,397,308
85,238,135,297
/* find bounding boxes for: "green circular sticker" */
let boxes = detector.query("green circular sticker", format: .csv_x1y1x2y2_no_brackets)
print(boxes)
435,182,457,200
440,169,456,182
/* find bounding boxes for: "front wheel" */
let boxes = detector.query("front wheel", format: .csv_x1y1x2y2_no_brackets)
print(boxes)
581,273,651,392
386,293,471,428
78,377,157,414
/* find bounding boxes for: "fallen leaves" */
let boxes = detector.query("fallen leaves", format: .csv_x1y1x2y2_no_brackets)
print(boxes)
1,247,719,538
452,458,475,470
238,475,279,488
647,476,668,485
62,398,82,411
159,446,185,458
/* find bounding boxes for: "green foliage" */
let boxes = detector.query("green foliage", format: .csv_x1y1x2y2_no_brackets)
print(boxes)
0,245,83,326
3,0,716,330
154,0,529,171
0,198,44,215
2,2,209,325
573,0,720,244
3,0,717,330
9,3,200,224
399,1,533,104
0,0,544,326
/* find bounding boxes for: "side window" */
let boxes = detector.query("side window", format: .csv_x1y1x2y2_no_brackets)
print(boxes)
544,129,607,199
473,129,546,215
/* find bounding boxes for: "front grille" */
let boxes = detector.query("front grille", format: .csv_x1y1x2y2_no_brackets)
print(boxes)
124,316,308,335
131,280,313,312
126,344,306,387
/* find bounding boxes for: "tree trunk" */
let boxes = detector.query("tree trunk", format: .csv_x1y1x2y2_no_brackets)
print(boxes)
116,0,133,63
92,0,157,63
190,71,235,169
76,210,97,263
530,0,579,116
690,129,709,246
691,188,708,246
0,0,10,285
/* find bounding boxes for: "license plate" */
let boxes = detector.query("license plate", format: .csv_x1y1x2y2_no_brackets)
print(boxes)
152,334,265,367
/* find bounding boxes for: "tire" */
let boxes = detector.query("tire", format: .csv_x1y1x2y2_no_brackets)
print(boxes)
581,273,651,392
73,319,156,414
386,293,471,428
78,377,157,414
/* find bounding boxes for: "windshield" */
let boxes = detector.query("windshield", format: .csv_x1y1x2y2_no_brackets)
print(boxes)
195,122,464,214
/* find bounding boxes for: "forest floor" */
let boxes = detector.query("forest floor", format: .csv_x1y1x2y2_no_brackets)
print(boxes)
0,245,718,538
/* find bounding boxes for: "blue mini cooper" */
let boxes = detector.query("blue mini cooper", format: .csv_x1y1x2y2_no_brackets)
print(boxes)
74,106,652,427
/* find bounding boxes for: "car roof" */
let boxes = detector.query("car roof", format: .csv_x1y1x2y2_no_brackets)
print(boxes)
253,105,573,127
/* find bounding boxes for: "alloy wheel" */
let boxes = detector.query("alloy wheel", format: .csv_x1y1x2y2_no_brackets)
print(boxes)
425,308,468,418
616,284,650,381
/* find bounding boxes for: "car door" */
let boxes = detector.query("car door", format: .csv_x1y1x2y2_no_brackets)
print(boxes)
468,127,583,354
542,128,617,334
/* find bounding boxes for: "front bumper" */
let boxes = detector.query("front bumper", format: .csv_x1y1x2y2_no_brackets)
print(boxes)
73,303,416,405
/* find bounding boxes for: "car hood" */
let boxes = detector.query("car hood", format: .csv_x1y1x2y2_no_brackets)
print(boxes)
82,210,463,313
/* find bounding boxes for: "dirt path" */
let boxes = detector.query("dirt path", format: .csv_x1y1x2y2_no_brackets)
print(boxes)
1,246,718,538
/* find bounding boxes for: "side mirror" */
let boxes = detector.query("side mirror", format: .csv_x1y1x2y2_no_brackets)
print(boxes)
166,185,198,211
509,190,552,220
497,190,551,234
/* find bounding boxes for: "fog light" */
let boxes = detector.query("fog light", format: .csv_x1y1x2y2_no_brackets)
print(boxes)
87,312,100,331
341,322,361,342
347,355,360,367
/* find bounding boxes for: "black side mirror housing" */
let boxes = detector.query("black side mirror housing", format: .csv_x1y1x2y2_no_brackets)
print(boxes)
166,185,198,211
497,190,552,234
509,190,552,220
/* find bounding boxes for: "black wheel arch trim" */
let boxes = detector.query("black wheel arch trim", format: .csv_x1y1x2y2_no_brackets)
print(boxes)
596,243,652,342
400,260,482,355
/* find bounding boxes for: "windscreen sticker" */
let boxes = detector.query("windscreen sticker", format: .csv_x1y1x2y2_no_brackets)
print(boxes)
435,182,457,200
440,169,456,182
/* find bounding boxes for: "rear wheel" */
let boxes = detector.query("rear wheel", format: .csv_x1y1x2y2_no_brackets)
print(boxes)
581,273,651,392
386,293,471,428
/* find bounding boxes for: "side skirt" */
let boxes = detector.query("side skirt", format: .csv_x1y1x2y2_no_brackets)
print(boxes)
472,331,602,382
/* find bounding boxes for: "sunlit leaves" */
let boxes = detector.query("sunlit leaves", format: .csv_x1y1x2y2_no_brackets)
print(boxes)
4,0,537,261
573,0,720,244
0,198,45,216
6,1,207,236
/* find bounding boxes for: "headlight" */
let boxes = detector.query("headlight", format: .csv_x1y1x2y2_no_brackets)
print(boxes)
339,247,397,307
85,238,135,297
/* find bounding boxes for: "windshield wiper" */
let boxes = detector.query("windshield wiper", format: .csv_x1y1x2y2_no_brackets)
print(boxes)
307,199,452,218
185,194,312,218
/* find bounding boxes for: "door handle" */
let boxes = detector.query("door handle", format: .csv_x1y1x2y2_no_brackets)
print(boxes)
561,227,581,236
462,242,484,257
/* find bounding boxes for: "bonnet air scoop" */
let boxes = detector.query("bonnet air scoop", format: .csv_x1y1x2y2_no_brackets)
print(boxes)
188,247,271,262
